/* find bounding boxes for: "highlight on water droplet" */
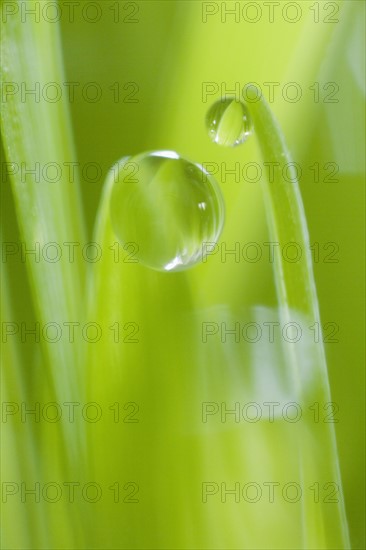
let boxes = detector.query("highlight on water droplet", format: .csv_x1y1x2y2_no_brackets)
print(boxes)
109,151,225,272
205,97,252,147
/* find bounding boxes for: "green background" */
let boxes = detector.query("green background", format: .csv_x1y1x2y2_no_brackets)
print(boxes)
1,1,365,548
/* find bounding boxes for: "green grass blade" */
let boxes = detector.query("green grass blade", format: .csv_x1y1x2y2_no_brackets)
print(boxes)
1,5,87,546
0,2,86,400
247,85,350,548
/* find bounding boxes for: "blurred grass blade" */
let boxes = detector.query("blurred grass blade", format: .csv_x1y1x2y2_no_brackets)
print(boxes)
1,2,86,401
1,3,87,546
86,144,350,548
1,5,84,547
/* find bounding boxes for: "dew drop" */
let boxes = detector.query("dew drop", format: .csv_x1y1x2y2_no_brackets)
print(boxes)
206,97,252,147
109,151,225,272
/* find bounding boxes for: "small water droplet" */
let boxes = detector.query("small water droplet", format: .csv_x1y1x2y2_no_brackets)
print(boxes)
205,97,252,147
109,151,224,272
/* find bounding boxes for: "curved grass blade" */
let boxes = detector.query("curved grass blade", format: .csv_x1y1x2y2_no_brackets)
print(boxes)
247,84,350,548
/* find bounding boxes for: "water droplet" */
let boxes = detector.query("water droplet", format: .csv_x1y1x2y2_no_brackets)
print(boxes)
109,151,225,272
206,97,252,147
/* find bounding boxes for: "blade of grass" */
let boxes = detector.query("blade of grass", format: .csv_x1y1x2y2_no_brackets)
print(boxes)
86,151,351,548
1,1,86,425
247,84,350,548
0,261,49,548
1,4,87,547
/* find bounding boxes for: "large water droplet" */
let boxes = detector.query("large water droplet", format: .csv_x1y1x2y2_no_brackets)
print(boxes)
109,151,224,272
206,97,252,147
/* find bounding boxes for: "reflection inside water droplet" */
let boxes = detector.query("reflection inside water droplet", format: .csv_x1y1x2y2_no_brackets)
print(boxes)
206,97,252,147
109,151,225,272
